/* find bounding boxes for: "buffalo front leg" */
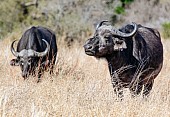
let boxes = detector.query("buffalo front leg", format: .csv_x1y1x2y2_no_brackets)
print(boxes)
49,63,54,74
50,55,57,74
113,84,123,100
37,71,42,83
111,76,123,99
143,80,154,97
37,66,44,83
109,64,123,99
129,82,143,97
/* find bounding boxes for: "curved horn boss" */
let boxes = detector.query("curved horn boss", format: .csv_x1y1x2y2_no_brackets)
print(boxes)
33,39,50,57
111,22,138,37
11,40,19,57
96,20,109,30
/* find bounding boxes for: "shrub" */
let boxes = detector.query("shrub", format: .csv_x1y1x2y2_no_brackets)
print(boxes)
114,6,125,14
0,0,39,39
114,0,134,15
162,22,170,39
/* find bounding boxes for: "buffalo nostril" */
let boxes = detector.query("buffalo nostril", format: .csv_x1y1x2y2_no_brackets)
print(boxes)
116,40,123,44
84,44,93,50
86,45,93,50
22,73,28,79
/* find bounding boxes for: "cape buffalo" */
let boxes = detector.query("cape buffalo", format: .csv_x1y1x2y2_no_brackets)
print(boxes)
10,26,57,82
84,21,163,98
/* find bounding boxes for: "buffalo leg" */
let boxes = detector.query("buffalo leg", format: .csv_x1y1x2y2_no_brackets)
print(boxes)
129,83,143,97
143,80,154,97
49,64,54,74
114,85,123,100
37,66,44,83
50,55,57,74
109,65,123,99
111,72,123,100
37,72,42,83
112,79,123,99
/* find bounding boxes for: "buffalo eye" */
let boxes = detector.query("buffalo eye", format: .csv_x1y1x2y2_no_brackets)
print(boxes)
105,39,109,44
96,40,99,44
28,59,32,65
20,61,24,66
103,38,109,44
28,62,31,65
104,35,110,39
28,59,31,62
104,35,110,43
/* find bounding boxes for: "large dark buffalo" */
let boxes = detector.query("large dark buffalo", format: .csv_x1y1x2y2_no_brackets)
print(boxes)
84,21,163,98
10,26,57,81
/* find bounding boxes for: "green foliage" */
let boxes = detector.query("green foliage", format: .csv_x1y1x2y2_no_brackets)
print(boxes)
0,0,136,42
107,0,134,25
0,0,92,43
114,6,125,14
162,22,170,39
0,0,51,40
0,0,30,39
121,0,134,4
114,0,134,15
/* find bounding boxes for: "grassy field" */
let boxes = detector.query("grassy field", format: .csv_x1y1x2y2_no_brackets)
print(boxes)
0,36,170,117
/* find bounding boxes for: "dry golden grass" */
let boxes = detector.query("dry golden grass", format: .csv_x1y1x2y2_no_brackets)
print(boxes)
0,36,170,117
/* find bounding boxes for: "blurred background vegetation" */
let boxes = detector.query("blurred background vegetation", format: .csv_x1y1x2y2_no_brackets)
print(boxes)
0,0,170,44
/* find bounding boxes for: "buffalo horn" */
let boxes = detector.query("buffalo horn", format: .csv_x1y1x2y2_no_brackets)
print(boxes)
33,39,50,57
96,20,109,30
111,22,137,37
11,40,19,57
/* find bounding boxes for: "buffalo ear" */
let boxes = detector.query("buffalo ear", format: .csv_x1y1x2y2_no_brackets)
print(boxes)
10,59,19,66
132,36,147,62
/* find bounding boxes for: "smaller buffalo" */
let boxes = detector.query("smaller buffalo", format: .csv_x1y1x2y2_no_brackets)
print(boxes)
84,21,163,98
10,26,57,82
